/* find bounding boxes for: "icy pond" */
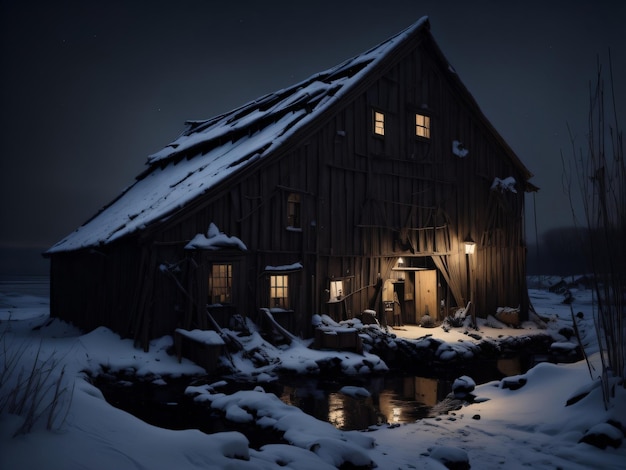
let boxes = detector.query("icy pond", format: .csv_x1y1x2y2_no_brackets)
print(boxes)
93,352,536,446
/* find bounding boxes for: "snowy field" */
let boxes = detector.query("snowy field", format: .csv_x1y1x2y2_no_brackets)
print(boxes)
1,277,625,469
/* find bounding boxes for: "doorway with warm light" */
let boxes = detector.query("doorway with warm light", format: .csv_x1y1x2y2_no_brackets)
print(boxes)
386,257,440,326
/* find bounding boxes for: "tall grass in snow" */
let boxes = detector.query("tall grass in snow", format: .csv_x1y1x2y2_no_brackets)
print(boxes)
0,325,73,436
564,52,625,407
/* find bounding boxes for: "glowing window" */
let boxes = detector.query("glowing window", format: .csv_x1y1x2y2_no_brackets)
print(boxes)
287,193,301,228
416,113,430,139
208,263,232,304
373,111,385,136
270,275,289,308
329,280,344,301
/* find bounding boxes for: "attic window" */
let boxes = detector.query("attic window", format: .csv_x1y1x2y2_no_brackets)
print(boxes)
415,113,430,139
373,110,385,136
287,193,301,229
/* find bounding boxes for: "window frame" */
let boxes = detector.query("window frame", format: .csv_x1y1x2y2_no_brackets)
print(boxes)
372,109,385,137
208,262,233,305
270,274,289,309
286,193,302,229
415,112,431,139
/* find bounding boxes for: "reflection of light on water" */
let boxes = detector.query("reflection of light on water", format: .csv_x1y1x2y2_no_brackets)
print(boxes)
497,356,522,376
279,385,296,407
328,393,345,429
409,376,439,406
275,374,458,430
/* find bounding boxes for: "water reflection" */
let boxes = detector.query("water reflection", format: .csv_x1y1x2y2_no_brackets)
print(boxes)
404,376,441,406
497,356,523,377
94,356,532,437
271,357,528,431
271,375,446,431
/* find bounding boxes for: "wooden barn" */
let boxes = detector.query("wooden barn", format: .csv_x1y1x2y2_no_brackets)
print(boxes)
45,17,536,350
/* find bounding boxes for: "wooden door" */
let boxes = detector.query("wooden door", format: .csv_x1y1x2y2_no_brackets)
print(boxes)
414,270,437,323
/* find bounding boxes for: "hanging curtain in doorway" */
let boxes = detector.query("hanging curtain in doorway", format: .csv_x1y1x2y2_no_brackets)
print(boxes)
432,253,464,309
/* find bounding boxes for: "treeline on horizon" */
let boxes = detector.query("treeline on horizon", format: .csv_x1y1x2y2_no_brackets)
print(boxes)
526,225,619,276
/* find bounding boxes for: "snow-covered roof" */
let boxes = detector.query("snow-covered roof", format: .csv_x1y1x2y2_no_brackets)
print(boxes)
48,17,429,253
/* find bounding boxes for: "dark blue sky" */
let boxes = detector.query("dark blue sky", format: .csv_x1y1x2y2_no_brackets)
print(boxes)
1,0,624,274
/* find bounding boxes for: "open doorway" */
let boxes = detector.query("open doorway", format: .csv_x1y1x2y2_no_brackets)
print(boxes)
388,257,440,325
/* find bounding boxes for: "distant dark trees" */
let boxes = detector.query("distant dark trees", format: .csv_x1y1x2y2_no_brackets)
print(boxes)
527,225,626,277
527,226,589,275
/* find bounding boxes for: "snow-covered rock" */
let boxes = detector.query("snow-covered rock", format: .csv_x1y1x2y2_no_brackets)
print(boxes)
452,375,476,398
429,446,470,469
579,422,624,449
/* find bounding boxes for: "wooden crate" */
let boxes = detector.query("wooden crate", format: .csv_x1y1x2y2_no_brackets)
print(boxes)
314,328,362,354
174,329,225,372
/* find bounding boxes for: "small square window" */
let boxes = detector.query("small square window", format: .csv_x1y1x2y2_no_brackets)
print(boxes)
373,110,385,136
416,113,430,139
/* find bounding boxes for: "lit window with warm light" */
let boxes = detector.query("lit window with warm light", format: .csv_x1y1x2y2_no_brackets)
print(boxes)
416,113,430,139
373,110,385,136
330,280,344,301
270,274,289,309
208,263,232,304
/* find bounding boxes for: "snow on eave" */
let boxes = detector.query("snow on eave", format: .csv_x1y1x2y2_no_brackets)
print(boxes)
264,262,304,272
48,17,431,253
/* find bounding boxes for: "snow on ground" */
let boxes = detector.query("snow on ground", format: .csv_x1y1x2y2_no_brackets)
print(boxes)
1,278,624,469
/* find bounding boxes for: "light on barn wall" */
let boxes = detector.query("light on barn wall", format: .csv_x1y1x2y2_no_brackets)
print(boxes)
464,240,476,255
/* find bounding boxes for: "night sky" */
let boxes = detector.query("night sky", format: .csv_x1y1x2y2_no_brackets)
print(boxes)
1,0,624,275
